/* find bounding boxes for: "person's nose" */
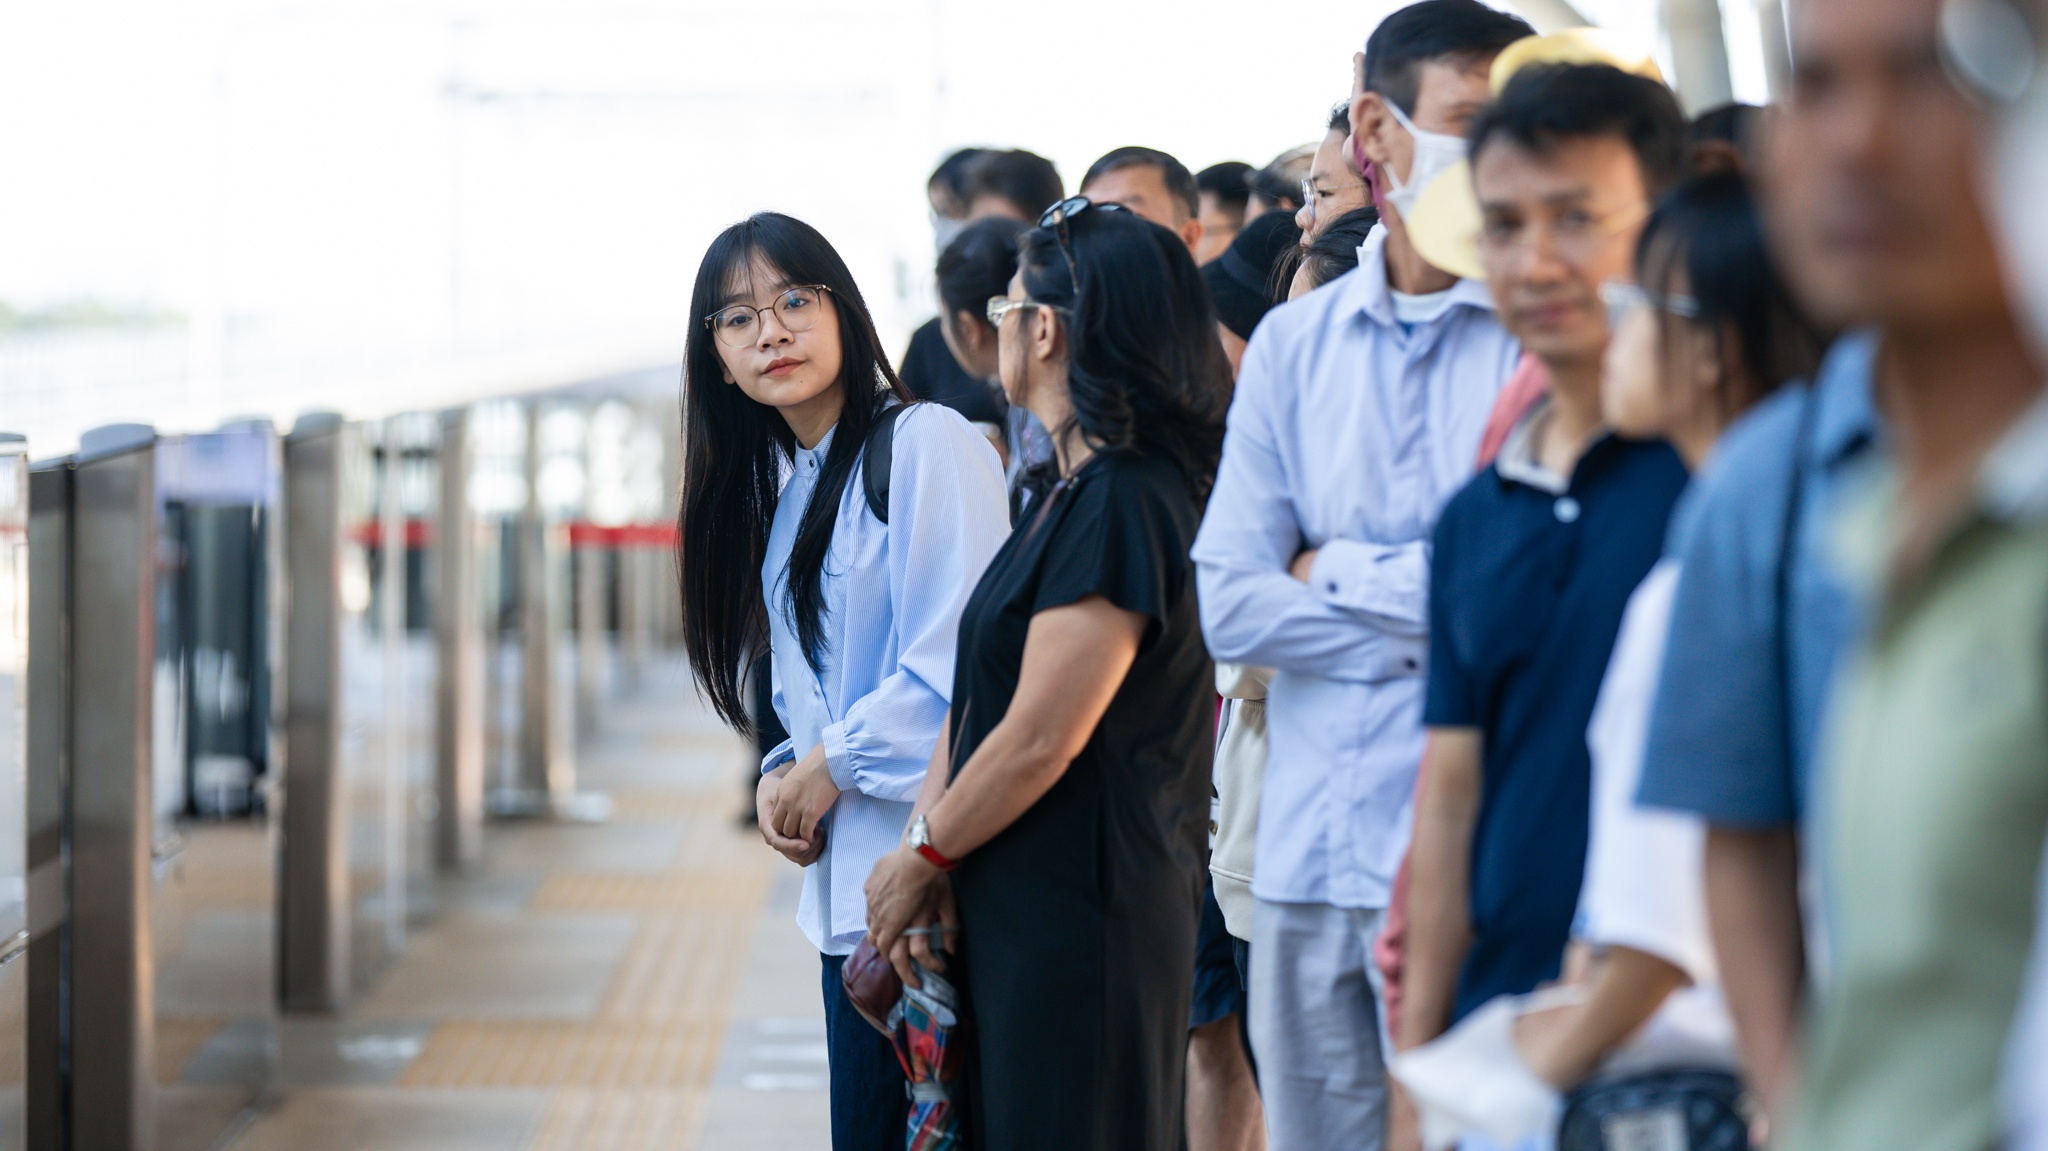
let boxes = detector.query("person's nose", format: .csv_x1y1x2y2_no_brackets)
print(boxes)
1519,224,1574,284
754,307,795,350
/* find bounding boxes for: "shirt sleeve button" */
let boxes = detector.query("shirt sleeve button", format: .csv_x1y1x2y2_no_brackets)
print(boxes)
1553,496,1581,523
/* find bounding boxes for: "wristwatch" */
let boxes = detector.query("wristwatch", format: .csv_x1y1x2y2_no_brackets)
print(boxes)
905,815,960,872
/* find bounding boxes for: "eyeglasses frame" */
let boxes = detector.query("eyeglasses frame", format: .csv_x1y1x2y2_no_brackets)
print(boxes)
701,284,835,348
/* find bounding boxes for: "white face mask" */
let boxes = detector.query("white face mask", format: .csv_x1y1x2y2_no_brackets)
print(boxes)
932,213,966,255
1382,97,1468,223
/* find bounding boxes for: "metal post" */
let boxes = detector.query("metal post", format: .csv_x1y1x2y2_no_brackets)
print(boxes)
574,540,604,736
24,454,67,1151
279,415,349,1012
512,403,585,815
377,426,406,956
515,406,556,804
433,410,483,870
619,545,652,694
0,434,31,1151
66,426,158,1151
1661,0,1735,114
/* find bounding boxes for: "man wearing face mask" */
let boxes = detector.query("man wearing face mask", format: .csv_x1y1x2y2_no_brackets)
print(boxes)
1192,4,1532,1148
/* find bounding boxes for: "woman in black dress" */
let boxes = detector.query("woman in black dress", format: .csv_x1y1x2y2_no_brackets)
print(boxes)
864,199,1232,1151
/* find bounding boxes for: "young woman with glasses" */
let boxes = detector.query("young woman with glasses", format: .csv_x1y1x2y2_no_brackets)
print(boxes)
862,198,1232,1151
675,212,1011,1151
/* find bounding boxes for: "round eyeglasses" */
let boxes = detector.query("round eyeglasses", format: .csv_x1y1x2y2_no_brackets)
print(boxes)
703,285,832,349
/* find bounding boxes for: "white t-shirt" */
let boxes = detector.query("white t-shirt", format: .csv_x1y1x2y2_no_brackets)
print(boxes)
1577,560,1738,1075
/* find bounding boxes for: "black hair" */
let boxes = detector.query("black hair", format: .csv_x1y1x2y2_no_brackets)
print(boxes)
1197,161,1255,214
1295,207,1383,292
1635,157,1827,409
928,148,988,212
962,149,1065,218
937,216,1029,331
1015,208,1231,501
1082,146,1201,221
1468,63,1691,199
1328,101,1351,132
1363,0,1532,115
677,213,912,733
1689,102,1763,162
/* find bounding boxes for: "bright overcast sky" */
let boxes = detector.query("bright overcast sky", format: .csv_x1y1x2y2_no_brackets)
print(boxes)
0,0,1764,451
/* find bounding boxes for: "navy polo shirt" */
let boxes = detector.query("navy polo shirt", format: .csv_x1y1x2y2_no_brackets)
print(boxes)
1424,416,1688,1021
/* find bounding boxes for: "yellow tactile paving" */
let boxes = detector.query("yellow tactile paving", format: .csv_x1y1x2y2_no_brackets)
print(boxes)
399,1019,726,1089
519,1089,705,1151
599,912,756,1024
157,1014,226,1085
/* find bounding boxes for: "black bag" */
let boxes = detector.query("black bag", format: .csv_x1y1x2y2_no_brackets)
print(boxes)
1556,1068,1750,1151
861,402,918,524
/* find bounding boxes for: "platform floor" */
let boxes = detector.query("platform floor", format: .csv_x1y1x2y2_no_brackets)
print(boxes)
224,663,832,1151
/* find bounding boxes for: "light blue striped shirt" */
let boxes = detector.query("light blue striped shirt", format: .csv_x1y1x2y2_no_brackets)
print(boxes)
1192,228,1520,908
761,403,1010,954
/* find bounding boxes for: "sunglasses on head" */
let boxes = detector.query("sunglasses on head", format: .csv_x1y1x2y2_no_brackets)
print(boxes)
1037,196,1130,286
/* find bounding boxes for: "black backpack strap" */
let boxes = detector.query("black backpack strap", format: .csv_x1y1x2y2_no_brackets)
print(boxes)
862,403,915,525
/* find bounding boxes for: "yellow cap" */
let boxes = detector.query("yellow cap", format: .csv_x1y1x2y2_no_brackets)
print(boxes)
1490,28,1665,92
1406,28,1667,282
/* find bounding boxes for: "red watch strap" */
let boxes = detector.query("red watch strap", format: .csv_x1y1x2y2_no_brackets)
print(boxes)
914,840,959,873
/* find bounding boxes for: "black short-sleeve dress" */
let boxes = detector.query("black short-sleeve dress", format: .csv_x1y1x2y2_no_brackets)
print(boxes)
946,446,1215,1151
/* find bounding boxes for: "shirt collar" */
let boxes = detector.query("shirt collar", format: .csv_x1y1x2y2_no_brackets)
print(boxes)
1345,224,1497,330
1492,393,1571,495
796,424,837,473
1811,329,1886,469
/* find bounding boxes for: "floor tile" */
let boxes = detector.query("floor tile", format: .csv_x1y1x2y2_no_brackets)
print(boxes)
228,1087,549,1151
354,914,637,1020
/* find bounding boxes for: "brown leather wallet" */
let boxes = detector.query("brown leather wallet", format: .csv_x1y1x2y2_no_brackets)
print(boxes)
840,934,902,1035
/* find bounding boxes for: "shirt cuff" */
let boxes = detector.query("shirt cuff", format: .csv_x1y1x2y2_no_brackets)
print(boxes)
820,722,857,791
758,739,795,776
1307,539,1426,623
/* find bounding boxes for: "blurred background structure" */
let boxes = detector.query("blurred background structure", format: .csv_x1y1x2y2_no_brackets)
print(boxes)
0,3,1795,1150
0,0,1781,452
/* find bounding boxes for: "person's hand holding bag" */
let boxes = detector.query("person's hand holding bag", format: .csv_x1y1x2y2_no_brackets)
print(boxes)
865,844,956,988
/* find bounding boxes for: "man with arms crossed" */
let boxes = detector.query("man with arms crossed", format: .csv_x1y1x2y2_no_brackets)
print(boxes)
1193,3,1530,1146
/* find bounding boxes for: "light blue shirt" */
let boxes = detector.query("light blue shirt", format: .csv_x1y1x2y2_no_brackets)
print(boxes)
1637,331,1883,826
761,403,1010,954
1191,228,1519,909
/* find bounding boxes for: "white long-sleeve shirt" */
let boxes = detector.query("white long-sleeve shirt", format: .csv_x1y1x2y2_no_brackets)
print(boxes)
760,403,1010,954
1191,228,1518,908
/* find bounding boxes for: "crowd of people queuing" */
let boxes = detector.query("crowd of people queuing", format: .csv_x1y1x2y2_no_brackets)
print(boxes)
673,0,2048,1148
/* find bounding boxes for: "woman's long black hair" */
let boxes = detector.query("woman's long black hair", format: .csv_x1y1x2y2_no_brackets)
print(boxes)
676,212,911,733
1015,207,1232,502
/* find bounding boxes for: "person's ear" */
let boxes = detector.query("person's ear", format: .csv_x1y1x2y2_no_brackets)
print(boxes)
1032,306,1058,363
1353,91,1396,168
1182,217,1204,256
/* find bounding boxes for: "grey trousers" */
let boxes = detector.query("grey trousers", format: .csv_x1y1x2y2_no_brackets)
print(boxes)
1248,898,1392,1151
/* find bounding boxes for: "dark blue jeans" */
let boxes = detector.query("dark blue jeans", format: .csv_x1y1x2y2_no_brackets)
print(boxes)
821,952,910,1151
